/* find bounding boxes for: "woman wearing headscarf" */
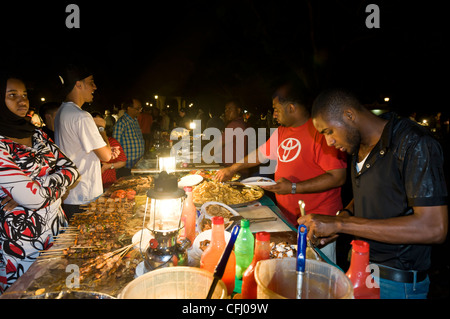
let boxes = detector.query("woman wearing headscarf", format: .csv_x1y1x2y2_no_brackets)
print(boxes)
0,75,80,294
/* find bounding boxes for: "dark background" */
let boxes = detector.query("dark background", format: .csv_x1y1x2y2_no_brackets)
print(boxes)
0,0,448,120
0,0,448,300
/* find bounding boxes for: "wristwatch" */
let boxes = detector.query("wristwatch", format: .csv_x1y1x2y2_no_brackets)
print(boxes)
291,182,297,194
110,163,115,170
98,126,105,132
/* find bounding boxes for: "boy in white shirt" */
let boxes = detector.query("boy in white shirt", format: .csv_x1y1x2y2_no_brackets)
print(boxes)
54,64,118,219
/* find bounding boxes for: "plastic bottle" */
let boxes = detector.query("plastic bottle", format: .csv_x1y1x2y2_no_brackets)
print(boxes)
180,186,196,247
346,240,380,299
241,232,271,299
200,216,236,294
234,219,254,280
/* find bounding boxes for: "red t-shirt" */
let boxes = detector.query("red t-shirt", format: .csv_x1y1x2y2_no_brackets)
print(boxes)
102,137,127,188
138,112,153,134
259,119,347,226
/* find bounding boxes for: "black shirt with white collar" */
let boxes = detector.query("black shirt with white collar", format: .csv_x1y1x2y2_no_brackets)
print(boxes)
351,112,447,271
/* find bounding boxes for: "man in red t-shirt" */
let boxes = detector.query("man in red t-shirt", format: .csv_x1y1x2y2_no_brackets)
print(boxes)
138,106,153,152
215,84,347,261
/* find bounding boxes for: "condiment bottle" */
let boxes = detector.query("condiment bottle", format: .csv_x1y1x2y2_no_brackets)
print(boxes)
241,232,271,299
346,240,380,299
234,219,254,280
200,216,236,294
180,186,196,247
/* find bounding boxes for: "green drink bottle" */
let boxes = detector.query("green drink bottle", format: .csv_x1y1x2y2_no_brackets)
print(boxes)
234,219,254,280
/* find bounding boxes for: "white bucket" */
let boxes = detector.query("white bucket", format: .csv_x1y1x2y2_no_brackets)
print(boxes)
255,258,353,299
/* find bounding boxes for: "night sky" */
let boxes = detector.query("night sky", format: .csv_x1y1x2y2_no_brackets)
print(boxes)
0,0,448,119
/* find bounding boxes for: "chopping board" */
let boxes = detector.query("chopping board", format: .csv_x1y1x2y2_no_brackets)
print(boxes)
235,205,292,233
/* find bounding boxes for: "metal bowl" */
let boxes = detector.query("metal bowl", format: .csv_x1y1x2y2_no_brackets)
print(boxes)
26,290,115,299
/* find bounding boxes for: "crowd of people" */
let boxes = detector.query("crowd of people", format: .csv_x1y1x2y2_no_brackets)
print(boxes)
0,63,447,299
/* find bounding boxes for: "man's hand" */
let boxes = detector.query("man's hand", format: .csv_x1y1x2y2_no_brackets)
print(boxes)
297,213,340,247
215,167,235,182
261,177,293,194
93,116,106,129
1,196,19,212
110,146,120,160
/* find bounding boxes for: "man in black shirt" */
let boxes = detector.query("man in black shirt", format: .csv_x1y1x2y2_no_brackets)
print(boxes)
298,89,448,299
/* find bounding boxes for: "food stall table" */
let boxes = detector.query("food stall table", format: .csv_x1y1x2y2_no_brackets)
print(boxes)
0,175,303,299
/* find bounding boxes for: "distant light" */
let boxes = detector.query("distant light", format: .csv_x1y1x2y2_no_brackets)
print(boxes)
146,102,149,106
154,95,158,100
189,103,193,108
166,105,170,108
384,97,390,102
243,109,248,114
371,109,385,116
422,119,427,124
41,97,46,102
189,121,196,129
149,103,153,107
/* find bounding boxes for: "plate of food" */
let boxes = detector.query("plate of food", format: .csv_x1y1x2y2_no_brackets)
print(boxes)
192,180,264,207
190,229,232,264
178,174,203,188
240,176,277,186
198,201,240,232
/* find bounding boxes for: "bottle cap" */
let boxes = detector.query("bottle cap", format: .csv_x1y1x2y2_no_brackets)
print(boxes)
211,216,224,225
256,232,270,242
351,240,369,253
240,219,250,228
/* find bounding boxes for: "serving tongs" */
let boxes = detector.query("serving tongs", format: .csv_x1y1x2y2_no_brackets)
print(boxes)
206,224,240,299
228,216,277,230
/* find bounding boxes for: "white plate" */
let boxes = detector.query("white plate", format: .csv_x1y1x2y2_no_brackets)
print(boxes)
135,261,146,278
190,229,232,264
178,174,204,187
198,201,240,232
240,176,276,186
132,229,154,253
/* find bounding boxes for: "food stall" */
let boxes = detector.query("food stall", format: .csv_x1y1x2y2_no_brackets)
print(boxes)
0,170,312,298
1,137,352,299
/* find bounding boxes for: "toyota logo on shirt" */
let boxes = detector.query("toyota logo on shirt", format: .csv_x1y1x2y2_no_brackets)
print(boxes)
277,138,301,162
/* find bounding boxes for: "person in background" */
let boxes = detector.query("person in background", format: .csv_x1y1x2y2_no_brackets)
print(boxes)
221,98,249,170
112,98,145,178
216,84,347,263
138,105,153,152
26,107,42,127
173,107,189,130
54,63,118,219
104,109,115,128
302,88,448,298
409,111,417,123
91,112,127,189
0,75,79,294
195,108,208,132
206,106,225,132
117,104,126,118
39,101,60,141
160,108,170,132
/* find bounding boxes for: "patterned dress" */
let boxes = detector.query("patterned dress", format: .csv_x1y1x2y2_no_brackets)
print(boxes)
0,129,79,294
